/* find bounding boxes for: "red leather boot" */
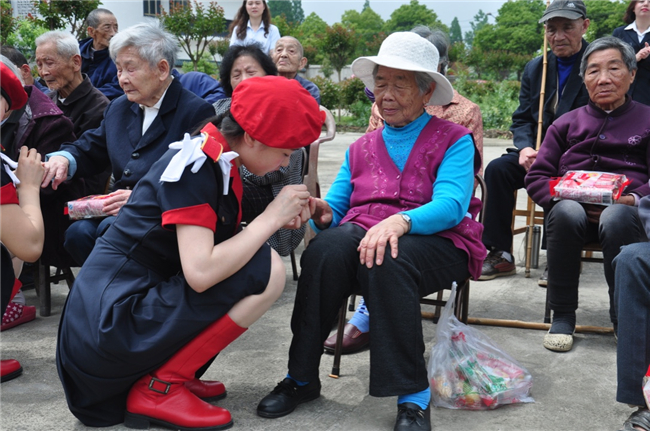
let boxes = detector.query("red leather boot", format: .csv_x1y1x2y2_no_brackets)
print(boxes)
124,314,246,430
185,378,226,401
1,359,23,383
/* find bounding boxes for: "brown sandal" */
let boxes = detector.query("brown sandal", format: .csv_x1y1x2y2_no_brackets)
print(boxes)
620,409,650,431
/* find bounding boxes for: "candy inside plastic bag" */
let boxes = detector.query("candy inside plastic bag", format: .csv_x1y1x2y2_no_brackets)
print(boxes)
428,283,534,410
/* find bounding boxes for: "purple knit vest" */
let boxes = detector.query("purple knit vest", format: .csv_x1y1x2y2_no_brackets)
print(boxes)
340,116,486,280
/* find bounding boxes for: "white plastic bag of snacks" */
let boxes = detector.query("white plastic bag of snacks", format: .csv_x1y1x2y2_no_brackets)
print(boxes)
551,170,630,205
66,195,110,220
428,283,534,410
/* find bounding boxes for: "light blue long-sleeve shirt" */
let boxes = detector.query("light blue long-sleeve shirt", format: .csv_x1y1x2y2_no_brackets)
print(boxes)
312,114,475,235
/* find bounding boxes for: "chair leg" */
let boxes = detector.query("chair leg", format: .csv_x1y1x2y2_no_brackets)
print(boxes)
329,300,348,379
290,250,298,281
544,287,551,324
34,262,51,317
348,294,356,312
63,267,75,288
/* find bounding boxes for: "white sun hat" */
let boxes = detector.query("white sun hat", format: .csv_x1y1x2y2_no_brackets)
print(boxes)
351,31,454,106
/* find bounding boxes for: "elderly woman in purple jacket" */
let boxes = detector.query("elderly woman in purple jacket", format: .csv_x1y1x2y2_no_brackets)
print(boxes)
257,32,484,431
525,36,650,353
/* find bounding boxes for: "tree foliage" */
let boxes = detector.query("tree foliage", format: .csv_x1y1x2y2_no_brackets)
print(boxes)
474,0,545,55
6,18,49,63
160,0,225,71
1,0,17,45
297,12,329,65
464,9,489,47
319,24,357,82
584,0,628,41
268,0,304,26
382,0,447,34
449,17,462,44
341,5,385,58
34,0,101,39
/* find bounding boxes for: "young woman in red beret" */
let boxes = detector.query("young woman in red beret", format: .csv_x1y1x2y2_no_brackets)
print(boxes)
54,75,324,430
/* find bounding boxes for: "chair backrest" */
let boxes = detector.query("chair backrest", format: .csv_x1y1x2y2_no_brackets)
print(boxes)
475,173,487,225
302,106,336,247
303,106,336,200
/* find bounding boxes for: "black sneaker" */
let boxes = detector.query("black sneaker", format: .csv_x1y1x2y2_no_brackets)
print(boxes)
478,251,516,281
257,378,321,418
394,403,431,431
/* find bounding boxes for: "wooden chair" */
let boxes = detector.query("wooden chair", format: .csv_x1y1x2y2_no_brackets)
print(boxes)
511,190,544,276
328,174,487,378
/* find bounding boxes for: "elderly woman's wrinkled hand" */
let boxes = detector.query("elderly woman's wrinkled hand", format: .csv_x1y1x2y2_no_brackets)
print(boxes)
102,189,133,216
357,214,409,268
309,197,333,230
267,184,311,230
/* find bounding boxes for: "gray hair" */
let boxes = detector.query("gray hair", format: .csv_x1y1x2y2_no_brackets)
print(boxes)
87,8,114,29
580,36,637,79
109,21,178,70
411,26,450,76
0,55,24,85
372,65,436,95
35,31,80,59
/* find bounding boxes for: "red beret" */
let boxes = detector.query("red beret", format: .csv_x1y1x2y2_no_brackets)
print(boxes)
1,62,28,111
231,75,325,150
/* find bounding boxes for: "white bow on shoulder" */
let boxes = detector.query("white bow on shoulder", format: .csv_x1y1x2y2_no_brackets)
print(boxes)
160,133,238,195
0,153,20,186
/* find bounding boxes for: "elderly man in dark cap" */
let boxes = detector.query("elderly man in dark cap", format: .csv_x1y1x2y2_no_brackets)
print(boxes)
479,0,591,283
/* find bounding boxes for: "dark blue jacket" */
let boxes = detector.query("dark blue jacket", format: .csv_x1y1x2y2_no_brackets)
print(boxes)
173,69,226,105
613,25,650,106
510,39,590,151
79,37,123,100
60,78,215,190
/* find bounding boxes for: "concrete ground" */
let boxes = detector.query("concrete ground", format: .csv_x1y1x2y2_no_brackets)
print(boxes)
0,133,630,431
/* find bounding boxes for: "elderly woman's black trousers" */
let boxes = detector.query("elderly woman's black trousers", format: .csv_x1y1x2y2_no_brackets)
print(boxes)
287,222,469,397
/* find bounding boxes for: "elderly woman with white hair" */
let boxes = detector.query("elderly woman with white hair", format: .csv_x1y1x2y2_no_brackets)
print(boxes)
42,22,215,266
257,32,484,431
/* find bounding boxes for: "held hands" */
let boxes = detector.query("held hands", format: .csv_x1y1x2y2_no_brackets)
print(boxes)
41,155,69,190
15,147,44,193
102,189,132,216
518,147,537,171
266,184,311,230
357,214,409,268
308,197,333,230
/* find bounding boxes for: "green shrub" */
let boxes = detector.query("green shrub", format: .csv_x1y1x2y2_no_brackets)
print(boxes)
311,76,341,111
346,100,372,128
453,70,521,131
181,54,218,77
340,77,367,106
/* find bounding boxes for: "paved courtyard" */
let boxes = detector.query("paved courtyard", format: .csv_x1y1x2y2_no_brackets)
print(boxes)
0,133,630,430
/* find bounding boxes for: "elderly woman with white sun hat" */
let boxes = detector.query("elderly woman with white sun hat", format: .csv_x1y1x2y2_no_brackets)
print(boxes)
256,31,485,431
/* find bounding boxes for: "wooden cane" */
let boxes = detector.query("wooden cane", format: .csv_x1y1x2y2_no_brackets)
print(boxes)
420,312,613,334
524,0,551,278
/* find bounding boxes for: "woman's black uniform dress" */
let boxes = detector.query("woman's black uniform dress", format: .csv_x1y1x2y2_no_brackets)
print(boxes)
56,127,272,427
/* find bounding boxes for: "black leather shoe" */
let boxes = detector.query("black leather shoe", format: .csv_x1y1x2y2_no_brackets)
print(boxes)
257,378,321,418
394,403,431,431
